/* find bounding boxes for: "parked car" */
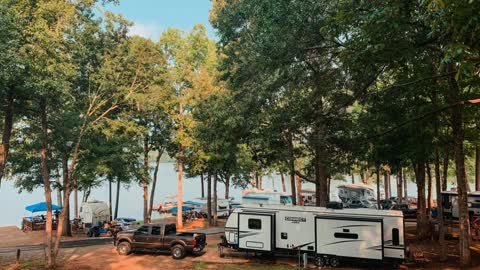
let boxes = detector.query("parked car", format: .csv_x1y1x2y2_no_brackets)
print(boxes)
390,203,417,219
114,222,206,259
114,217,138,229
380,199,395,210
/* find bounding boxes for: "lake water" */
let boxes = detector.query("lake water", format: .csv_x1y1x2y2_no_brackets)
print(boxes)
0,162,470,227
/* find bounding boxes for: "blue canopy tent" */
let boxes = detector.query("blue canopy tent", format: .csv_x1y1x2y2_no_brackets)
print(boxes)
168,206,192,213
25,202,62,213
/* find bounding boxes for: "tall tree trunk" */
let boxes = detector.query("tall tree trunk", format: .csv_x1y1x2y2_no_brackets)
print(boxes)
447,69,470,266
109,178,113,221
365,168,370,185
259,175,262,190
73,188,78,219
398,169,403,203
143,136,149,224
0,91,14,186
213,174,218,226
384,172,389,199
426,163,433,217
82,187,91,203
148,150,162,221
442,155,449,191
255,171,259,188
315,152,328,207
177,153,183,229
295,175,302,205
414,162,428,240
61,156,71,236
39,98,54,267
476,146,480,191
435,144,447,261
201,174,205,198
280,173,286,193
225,175,230,199
114,178,120,220
376,167,381,209
55,168,62,207
288,133,297,205
351,171,355,184
207,174,212,225
404,169,408,201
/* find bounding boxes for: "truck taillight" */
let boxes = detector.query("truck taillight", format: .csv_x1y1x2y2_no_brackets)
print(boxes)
193,239,197,247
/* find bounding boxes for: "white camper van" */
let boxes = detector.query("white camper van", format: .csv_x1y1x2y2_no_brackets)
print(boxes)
242,189,293,205
442,190,480,218
221,204,405,267
185,197,230,217
79,200,110,228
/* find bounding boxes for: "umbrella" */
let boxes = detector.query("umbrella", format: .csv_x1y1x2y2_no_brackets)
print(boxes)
168,206,192,213
25,202,62,213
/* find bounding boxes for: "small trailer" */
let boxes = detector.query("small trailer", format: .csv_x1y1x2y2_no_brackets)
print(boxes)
442,191,480,219
220,204,406,268
79,200,110,228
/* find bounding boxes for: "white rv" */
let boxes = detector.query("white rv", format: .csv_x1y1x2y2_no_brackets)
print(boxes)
79,200,110,228
442,191,480,218
221,204,405,267
338,184,378,209
242,189,293,205
184,197,230,217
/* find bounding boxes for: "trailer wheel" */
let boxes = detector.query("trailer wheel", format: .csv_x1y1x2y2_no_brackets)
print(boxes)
315,257,326,267
329,257,340,267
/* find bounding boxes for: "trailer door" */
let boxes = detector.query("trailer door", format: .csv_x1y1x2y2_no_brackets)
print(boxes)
315,216,383,261
238,213,274,251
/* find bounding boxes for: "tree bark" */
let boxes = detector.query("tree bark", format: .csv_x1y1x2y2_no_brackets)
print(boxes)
398,169,403,203
207,174,212,225
426,163,433,217
384,171,389,199
213,174,218,226
177,153,183,229
442,155,449,191
201,174,205,198
403,169,408,202
143,136,149,224
365,168,370,185
280,173,286,193
148,150,162,221
295,175,302,205
435,144,447,261
73,188,78,219
225,175,230,199
109,178,113,221
447,68,470,266
414,162,428,240
114,177,120,220
39,98,54,267
55,168,62,207
376,167,381,209
290,164,297,205
61,155,71,237
351,171,355,184
0,91,14,186
476,146,480,191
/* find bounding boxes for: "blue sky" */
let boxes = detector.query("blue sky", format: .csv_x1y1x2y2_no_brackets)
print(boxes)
104,0,215,40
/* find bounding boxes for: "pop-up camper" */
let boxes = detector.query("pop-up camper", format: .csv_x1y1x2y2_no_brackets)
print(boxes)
221,204,405,267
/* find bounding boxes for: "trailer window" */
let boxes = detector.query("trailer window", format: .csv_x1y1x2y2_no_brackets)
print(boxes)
281,232,288,239
392,228,400,246
248,219,262,230
334,232,358,239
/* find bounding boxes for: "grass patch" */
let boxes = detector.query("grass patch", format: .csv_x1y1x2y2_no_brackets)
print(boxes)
3,259,45,270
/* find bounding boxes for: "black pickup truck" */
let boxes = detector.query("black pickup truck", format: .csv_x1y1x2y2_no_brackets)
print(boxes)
114,222,206,259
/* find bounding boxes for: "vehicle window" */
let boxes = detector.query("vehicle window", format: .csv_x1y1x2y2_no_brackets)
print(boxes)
137,226,149,235
219,206,227,210
281,232,288,239
248,219,262,230
165,224,177,235
392,228,400,246
334,233,358,239
151,226,161,236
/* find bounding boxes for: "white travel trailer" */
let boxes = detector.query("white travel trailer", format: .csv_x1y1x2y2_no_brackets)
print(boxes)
442,191,480,218
221,204,405,267
338,184,378,209
79,200,110,228
302,189,341,206
242,189,293,205
185,197,230,217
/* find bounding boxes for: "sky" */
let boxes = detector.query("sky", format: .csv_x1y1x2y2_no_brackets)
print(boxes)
104,0,215,41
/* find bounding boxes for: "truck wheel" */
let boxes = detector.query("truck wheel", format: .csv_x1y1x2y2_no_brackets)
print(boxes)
171,244,186,260
329,256,340,267
117,242,131,256
315,257,326,267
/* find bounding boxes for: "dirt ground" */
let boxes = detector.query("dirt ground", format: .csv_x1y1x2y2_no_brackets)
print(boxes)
1,220,480,270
